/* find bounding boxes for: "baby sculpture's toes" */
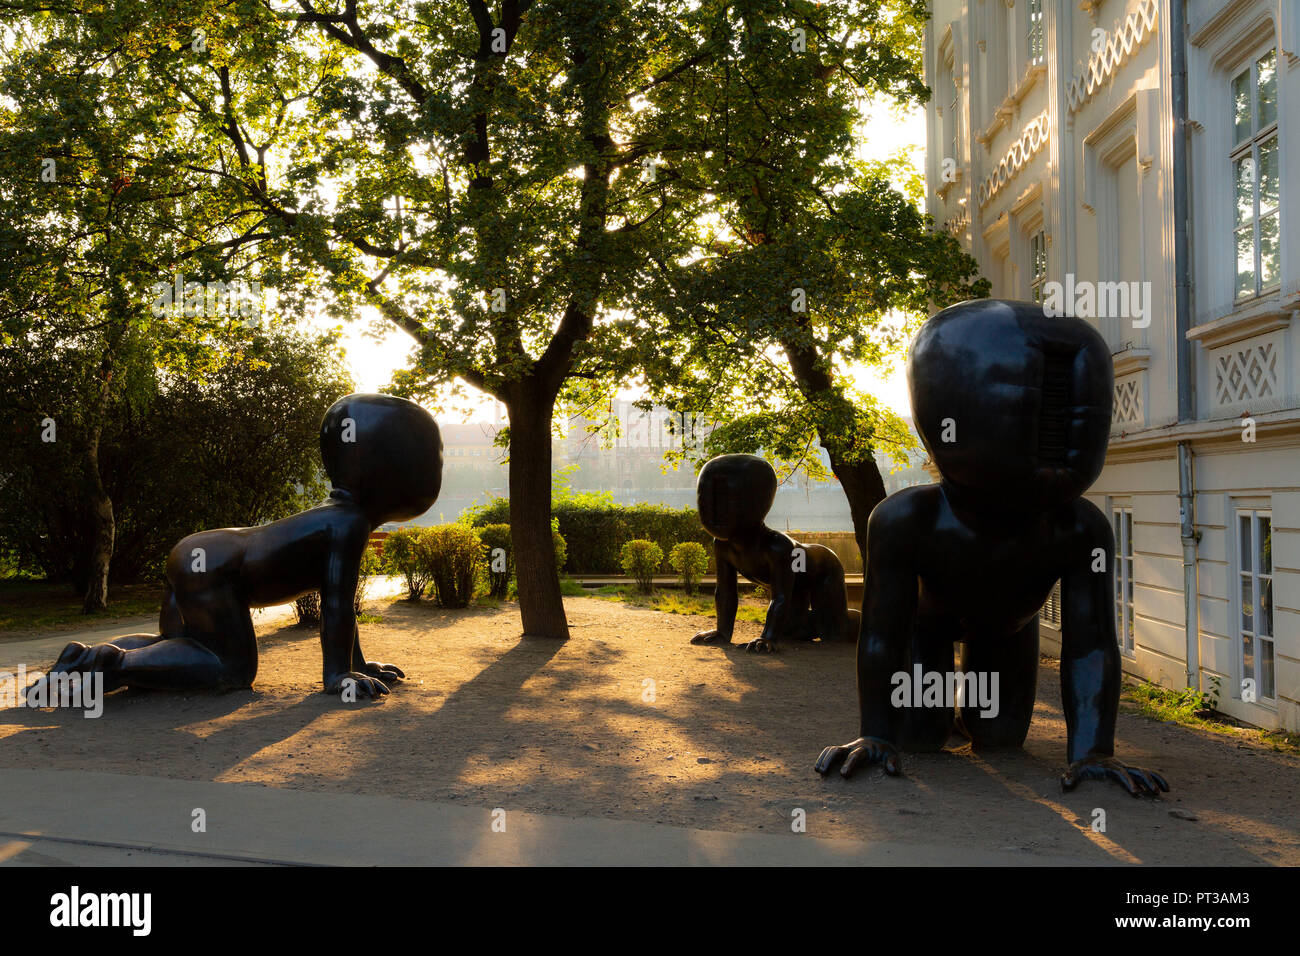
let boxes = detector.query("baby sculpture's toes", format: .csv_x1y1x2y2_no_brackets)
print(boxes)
327,671,391,700
361,661,405,682
690,629,729,645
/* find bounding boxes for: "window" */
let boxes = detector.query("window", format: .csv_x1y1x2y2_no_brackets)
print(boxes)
1028,0,1045,67
950,67,960,162
1113,507,1134,655
1029,229,1048,302
940,41,959,170
1231,48,1280,301
1237,510,1275,701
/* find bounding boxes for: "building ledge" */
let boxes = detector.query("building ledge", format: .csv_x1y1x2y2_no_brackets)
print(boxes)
1010,62,1047,108
1112,346,1151,377
977,105,1015,148
1186,294,1297,349
1106,406,1300,458
936,168,964,200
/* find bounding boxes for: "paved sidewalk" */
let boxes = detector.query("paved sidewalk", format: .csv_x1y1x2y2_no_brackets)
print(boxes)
0,768,1094,866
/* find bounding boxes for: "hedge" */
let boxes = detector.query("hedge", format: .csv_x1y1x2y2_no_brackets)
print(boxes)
467,498,711,575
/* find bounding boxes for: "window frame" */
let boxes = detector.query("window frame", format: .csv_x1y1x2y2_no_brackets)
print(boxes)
1229,44,1281,302
1027,0,1045,67
1112,506,1135,656
1028,228,1048,303
1233,507,1276,704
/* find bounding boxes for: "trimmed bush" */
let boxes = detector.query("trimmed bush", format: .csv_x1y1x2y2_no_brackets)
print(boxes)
468,498,710,575
422,525,484,608
293,590,320,626
381,527,430,600
551,519,568,573
477,522,567,598
478,523,514,598
669,541,709,594
354,546,382,612
620,539,664,593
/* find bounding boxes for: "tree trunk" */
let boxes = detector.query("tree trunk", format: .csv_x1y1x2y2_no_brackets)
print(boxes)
505,386,569,640
80,435,113,613
822,450,888,573
781,339,890,567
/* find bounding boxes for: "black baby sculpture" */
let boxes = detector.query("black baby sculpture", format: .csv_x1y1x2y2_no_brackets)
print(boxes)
815,299,1168,796
690,454,859,653
29,393,442,701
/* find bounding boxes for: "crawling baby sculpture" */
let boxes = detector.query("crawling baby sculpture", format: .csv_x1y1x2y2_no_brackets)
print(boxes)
29,393,442,700
815,299,1168,796
690,453,859,653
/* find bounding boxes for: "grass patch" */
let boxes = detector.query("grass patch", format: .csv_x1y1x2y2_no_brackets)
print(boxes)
357,613,384,624
584,583,766,622
1122,677,1300,755
0,578,164,637
559,577,589,597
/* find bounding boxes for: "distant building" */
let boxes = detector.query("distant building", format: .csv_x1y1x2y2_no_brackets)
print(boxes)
396,401,932,534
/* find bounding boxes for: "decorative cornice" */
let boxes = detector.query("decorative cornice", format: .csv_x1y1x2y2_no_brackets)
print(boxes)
1067,0,1159,114
1189,0,1267,49
977,111,1049,208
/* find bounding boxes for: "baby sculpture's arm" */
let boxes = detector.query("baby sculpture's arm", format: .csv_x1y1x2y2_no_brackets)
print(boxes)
320,518,390,698
690,541,738,646
816,493,920,776
743,539,798,654
1059,499,1168,795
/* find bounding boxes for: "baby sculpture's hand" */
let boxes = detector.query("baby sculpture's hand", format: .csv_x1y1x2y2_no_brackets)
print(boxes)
326,671,391,699
359,660,405,683
815,736,902,778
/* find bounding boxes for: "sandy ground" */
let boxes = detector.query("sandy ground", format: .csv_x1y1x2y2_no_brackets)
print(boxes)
1,594,1297,865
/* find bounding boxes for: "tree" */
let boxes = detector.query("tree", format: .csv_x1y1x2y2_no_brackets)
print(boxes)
0,324,353,589
3,0,976,634
0,12,330,605
628,6,989,562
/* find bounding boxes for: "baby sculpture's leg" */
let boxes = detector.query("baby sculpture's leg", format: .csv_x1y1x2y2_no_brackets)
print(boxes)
956,619,1039,749
896,610,960,751
808,558,855,642
37,586,253,696
350,622,405,683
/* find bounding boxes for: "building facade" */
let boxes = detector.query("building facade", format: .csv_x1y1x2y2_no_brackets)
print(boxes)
925,0,1300,729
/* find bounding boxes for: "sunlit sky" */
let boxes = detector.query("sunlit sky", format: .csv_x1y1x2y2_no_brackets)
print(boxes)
331,103,926,424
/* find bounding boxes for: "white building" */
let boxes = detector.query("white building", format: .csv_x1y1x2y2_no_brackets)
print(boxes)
924,0,1300,730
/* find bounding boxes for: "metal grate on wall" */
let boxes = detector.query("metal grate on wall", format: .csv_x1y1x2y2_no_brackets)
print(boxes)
1039,581,1062,627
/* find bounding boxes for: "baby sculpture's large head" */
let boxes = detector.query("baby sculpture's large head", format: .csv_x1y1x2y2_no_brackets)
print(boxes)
697,454,777,540
320,393,443,523
908,299,1112,511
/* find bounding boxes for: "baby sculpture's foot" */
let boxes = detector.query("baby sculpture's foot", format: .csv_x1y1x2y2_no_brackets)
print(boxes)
51,641,92,672
689,629,730,645
1062,755,1169,797
26,641,125,705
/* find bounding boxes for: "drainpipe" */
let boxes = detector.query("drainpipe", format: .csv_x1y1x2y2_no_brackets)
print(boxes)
1171,0,1200,691
1177,443,1200,689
